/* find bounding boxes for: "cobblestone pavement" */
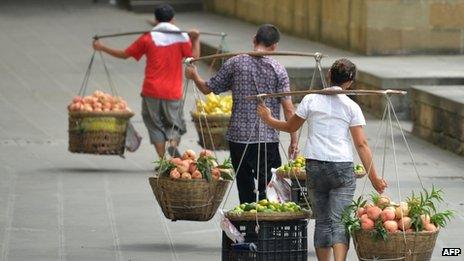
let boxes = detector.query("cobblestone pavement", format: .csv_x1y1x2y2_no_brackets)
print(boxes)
0,1,462,260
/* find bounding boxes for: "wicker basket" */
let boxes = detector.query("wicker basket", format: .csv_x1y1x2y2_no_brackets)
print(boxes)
225,210,312,222
191,112,230,150
68,111,134,155
353,230,439,261
149,176,230,221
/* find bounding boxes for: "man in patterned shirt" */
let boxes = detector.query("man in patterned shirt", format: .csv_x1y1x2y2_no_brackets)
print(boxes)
185,24,298,204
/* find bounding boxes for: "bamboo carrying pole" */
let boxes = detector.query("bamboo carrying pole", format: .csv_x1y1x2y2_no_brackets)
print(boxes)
93,30,226,40
246,89,407,100
186,51,326,64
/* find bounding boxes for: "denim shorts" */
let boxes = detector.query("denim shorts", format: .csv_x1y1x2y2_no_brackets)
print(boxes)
306,159,356,248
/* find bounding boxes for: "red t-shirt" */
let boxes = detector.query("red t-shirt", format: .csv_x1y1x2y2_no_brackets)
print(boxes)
125,33,192,100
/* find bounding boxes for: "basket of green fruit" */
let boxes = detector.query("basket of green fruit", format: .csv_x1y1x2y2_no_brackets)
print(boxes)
354,163,367,178
225,199,312,221
277,159,367,180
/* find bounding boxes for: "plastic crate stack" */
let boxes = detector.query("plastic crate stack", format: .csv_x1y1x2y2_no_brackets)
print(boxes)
222,220,307,261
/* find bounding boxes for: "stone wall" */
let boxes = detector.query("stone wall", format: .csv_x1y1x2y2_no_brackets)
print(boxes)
411,86,464,156
352,81,410,119
203,0,464,55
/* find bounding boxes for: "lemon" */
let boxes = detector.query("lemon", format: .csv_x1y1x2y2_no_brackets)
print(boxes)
195,94,232,115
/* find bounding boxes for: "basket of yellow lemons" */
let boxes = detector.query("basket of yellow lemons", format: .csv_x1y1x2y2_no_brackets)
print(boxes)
191,93,232,150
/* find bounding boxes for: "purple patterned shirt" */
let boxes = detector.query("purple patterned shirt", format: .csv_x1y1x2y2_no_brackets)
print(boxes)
206,54,291,143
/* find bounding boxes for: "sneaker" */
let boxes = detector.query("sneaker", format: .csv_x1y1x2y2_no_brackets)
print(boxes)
167,146,181,158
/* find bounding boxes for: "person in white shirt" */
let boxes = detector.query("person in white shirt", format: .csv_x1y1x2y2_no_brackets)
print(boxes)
257,58,387,261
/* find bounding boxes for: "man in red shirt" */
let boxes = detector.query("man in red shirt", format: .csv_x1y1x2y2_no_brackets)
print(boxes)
93,4,200,158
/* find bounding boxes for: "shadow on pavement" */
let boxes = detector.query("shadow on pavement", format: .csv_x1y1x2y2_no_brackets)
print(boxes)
36,167,151,175
119,243,220,253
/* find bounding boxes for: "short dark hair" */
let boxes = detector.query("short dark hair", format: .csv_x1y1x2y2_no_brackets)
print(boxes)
255,24,280,47
154,4,175,22
329,58,357,86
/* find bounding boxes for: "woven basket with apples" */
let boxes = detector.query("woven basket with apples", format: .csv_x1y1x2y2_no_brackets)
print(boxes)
342,187,454,261
149,149,234,221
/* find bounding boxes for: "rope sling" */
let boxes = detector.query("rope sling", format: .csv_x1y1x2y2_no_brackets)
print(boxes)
79,50,119,97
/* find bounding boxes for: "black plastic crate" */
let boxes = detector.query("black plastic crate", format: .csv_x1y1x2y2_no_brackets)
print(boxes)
222,220,307,261
290,179,311,210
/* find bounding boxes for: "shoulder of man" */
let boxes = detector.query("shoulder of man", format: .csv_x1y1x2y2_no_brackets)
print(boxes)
221,54,248,69
232,54,250,62
264,56,287,72
140,32,152,40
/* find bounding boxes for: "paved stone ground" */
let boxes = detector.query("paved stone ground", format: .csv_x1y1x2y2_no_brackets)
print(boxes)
0,1,463,260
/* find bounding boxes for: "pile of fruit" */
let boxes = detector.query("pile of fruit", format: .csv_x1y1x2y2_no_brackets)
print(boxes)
194,93,232,116
278,157,366,176
68,91,131,113
354,163,365,175
342,187,454,240
229,199,303,214
155,149,234,181
277,155,305,174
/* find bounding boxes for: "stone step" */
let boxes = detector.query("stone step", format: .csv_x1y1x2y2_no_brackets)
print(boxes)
411,85,464,156
129,0,203,13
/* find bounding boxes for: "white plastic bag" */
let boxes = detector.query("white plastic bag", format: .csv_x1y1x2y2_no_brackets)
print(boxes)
219,209,244,243
125,121,142,152
266,168,291,203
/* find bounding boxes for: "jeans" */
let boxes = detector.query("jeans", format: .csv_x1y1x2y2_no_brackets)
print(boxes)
306,159,356,248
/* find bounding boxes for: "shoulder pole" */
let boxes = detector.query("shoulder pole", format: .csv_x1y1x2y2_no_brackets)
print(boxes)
93,30,226,40
246,89,407,100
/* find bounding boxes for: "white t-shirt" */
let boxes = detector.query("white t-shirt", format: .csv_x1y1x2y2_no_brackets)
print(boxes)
295,86,366,162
